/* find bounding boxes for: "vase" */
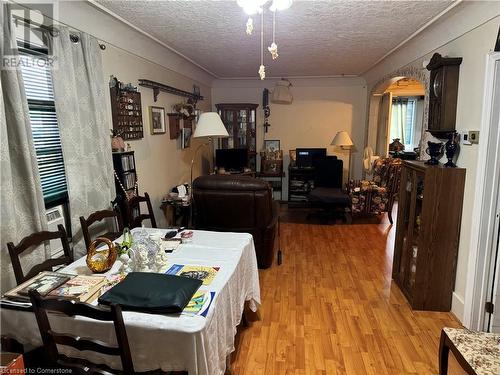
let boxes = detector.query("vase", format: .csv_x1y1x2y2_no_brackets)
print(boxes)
444,132,459,167
425,141,443,165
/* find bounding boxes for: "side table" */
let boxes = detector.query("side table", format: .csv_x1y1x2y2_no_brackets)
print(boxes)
160,199,191,227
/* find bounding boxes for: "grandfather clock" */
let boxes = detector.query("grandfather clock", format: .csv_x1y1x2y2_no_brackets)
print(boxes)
426,53,462,137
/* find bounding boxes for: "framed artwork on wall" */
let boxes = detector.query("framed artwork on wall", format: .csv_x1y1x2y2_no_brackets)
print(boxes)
149,106,166,134
264,139,280,153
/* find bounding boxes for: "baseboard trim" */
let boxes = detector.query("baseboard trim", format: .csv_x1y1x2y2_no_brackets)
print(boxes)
451,292,465,324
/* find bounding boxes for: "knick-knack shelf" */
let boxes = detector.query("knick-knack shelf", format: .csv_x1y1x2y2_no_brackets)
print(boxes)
138,79,203,104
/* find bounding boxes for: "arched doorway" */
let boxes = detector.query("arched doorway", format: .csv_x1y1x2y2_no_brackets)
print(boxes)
368,77,426,158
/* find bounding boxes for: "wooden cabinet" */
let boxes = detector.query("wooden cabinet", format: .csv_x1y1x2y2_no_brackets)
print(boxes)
216,103,258,171
288,166,315,204
392,160,465,311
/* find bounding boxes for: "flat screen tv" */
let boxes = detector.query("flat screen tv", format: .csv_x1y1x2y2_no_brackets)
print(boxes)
215,148,248,172
296,148,327,168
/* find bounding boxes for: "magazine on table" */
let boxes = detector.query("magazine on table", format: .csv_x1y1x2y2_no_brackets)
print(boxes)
3,271,73,302
165,264,220,286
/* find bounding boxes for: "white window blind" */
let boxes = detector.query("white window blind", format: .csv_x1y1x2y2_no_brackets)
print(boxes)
19,53,68,207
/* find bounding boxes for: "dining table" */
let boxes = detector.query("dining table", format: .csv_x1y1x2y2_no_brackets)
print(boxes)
0,227,261,375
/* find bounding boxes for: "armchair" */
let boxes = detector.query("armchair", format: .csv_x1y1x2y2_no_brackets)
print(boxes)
348,157,403,224
192,175,279,268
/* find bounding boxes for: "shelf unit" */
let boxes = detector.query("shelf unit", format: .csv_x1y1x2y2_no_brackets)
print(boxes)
216,103,258,171
288,166,315,204
392,160,465,311
110,87,143,140
256,172,285,201
112,151,138,226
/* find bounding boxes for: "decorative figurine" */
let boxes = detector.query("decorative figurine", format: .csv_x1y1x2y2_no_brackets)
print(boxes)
444,132,459,167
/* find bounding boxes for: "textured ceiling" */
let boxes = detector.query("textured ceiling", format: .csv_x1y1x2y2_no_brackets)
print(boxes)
96,0,454,78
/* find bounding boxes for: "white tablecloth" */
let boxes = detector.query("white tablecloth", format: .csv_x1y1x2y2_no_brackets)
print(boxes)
0,228,261,374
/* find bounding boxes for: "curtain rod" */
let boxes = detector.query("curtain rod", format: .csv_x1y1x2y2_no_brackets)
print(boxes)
12,13,106,50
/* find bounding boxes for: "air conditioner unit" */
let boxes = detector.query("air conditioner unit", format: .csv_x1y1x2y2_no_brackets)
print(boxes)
46,205,65,258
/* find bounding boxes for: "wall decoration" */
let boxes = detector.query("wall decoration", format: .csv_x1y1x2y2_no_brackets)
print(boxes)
181,127,192,149
149,106,166,134
110,77,143,140
167,113,181,140
264,139,280,153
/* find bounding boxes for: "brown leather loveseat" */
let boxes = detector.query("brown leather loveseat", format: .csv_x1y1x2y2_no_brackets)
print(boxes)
192,175,279,268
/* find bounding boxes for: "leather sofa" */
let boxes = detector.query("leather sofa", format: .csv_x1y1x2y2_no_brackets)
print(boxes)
192,175,279,268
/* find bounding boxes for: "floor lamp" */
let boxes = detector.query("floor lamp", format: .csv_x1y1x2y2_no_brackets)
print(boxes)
331,131,354,183
190,112,229,191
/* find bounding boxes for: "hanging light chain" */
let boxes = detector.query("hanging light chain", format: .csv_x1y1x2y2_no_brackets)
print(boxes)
259,10,266,80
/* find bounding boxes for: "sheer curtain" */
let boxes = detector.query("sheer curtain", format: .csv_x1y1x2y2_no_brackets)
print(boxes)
1,4,48,291
51,27,114,258
390,98,409,145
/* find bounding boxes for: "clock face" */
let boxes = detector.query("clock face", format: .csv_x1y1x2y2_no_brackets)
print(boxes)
433,70,443,98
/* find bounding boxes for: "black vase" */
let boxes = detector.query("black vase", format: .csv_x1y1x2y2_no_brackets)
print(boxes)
425,141,443,165
445,133,458,167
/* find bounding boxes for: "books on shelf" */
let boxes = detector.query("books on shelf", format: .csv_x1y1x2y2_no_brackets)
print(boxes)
120,154,135,172
122,171,136,190
166,264,220,286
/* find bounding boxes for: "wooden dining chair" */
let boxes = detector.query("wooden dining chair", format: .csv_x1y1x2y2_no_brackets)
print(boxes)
80,208,124,251
29,289,135,374
7,224,73,285
126,192,157,229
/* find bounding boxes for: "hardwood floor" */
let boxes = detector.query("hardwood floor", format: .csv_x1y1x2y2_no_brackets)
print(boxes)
230,208,466,374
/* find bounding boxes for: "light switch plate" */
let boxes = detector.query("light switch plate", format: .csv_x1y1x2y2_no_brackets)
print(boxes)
460,132,472,145
468,130,480,144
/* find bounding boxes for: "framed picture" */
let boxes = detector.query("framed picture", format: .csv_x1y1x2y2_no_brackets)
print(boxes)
181,127,192,149
264,139,280,153
262,159,283,174
149,106,166,134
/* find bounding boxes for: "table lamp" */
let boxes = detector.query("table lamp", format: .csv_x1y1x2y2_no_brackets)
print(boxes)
190,112,229,189
331,131,354,183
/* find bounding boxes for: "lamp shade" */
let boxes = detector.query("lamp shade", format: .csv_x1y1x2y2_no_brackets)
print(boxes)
271,79,293,104
331,131,354,147
193,112,229,138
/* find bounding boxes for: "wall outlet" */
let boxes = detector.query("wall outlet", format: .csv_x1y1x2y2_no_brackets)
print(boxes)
469,130,480,144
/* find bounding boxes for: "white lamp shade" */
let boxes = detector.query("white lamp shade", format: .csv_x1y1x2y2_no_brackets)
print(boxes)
331,131,354,147
271,80,293,104
193,112,229,138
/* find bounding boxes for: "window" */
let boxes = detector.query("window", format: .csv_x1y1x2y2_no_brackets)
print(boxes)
390,97,421,149
18,49,68,208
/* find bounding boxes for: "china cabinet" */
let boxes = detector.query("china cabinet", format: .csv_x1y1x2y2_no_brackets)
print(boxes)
215,103,258,171
392,160,465,311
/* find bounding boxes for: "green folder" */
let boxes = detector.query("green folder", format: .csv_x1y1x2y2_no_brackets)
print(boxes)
98,272,202,314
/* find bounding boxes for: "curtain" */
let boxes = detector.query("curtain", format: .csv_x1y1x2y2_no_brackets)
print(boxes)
0,4,48,291
375,92,392,156
391,98,409,145
51,27,114,258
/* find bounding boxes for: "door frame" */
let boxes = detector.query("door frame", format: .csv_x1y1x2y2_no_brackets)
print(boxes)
463,52,500,330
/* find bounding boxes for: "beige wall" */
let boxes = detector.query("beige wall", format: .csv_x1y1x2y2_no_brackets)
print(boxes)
362,1,500,322
212,78,367,198
49,1,215,227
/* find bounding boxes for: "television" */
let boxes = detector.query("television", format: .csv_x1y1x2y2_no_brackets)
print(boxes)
296,148,327,168
215,148,248,172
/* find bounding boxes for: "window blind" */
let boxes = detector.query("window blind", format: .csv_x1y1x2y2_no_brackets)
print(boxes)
19,53,68,207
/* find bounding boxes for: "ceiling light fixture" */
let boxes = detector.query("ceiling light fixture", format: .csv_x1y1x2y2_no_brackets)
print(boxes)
237,0,292,79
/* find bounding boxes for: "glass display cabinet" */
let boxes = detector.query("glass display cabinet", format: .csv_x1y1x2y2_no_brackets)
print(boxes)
392,160,465,311
215,103,258,171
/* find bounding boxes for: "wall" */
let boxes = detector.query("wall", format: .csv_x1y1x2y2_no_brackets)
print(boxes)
44,1,214,227
212,77,367,198
362,1,500,322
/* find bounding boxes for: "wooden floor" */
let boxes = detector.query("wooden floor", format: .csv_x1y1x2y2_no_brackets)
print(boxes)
230,207,466,374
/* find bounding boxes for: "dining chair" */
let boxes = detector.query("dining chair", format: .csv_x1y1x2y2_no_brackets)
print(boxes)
126,192,157,229
29,289,135,374
7,224,73,285
80,208,124,251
